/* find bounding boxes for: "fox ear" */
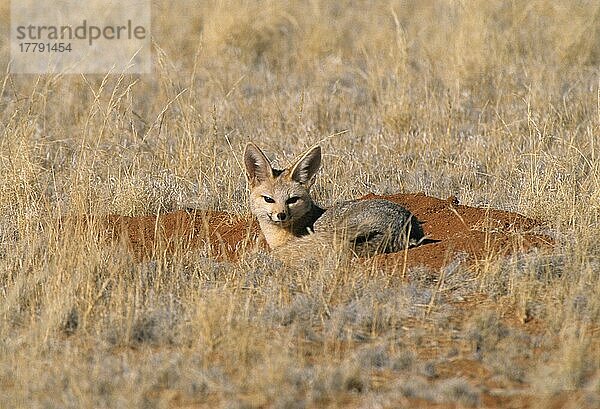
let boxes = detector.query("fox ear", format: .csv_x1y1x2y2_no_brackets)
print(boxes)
244,143,273,186
289,145,321,185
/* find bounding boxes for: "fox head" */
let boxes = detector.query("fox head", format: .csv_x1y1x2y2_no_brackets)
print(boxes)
244,143,321,228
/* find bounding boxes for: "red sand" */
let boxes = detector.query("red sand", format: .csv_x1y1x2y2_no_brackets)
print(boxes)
363,193,552,271
103,192,552,270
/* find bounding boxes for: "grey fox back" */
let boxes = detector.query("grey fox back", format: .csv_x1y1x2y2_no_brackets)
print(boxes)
314,199,424,257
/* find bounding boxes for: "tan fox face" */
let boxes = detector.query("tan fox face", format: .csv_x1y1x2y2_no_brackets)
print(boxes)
244,143,321,227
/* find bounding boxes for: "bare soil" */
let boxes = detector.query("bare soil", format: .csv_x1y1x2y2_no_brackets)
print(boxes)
103,192,552,270
364,193,552,271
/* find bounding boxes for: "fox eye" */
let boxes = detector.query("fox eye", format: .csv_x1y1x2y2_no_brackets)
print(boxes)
262,196,275,203
286,197,300,205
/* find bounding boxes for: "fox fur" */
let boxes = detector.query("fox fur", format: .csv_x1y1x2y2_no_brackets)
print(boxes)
244,142,424,257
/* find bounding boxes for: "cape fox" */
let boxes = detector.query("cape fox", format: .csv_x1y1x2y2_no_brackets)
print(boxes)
244,143,424,257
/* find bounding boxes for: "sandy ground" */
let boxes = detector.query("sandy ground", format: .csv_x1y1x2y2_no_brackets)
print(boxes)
102,192,552,271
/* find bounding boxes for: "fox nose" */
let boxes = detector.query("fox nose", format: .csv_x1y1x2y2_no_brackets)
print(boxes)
275,212,287,221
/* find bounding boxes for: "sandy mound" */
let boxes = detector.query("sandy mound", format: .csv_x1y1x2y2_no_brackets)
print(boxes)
104,210,260,259
363,193,552,271
104,193,552,269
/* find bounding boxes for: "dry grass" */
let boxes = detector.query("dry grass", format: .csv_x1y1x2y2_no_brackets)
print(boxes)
1,0,599,407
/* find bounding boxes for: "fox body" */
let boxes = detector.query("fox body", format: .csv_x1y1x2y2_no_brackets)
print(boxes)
244,143,424,256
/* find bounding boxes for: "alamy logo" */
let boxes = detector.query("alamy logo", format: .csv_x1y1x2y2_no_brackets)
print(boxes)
11,1,151,74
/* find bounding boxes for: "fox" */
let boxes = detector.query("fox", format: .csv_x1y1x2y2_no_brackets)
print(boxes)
244,142,424,257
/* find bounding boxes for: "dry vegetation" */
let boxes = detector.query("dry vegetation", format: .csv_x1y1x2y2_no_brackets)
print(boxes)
1,0,599,407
